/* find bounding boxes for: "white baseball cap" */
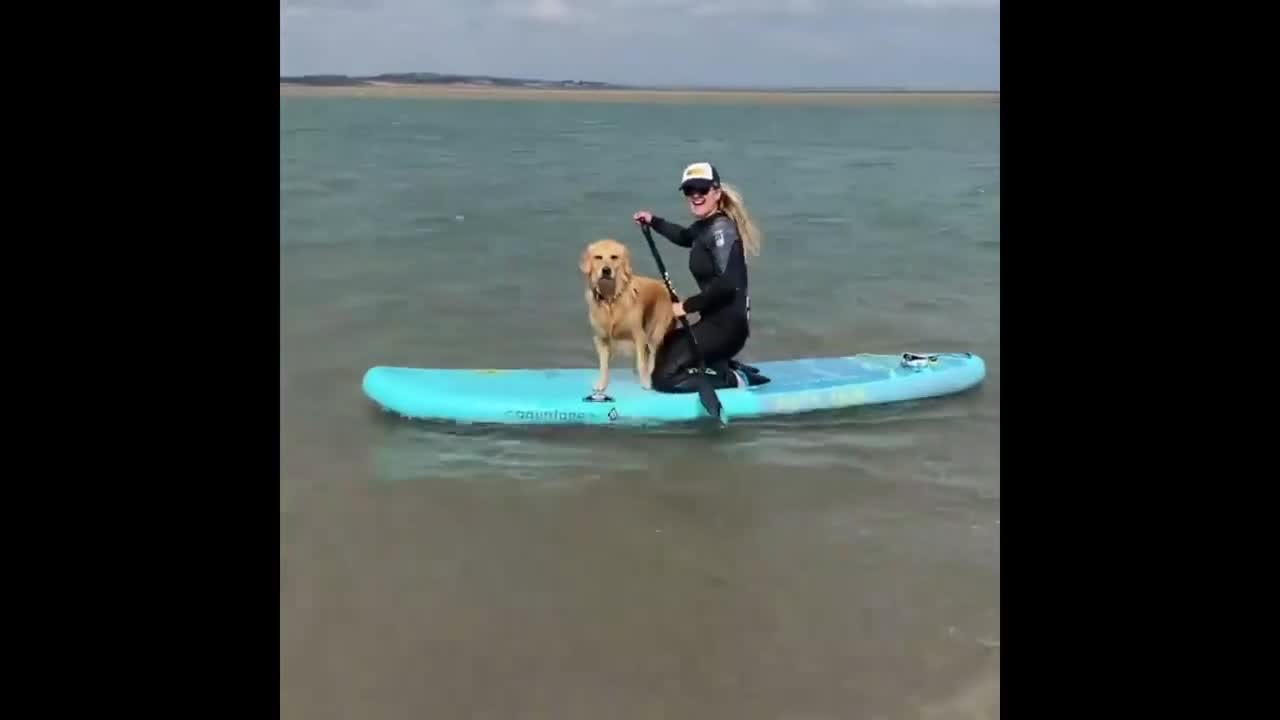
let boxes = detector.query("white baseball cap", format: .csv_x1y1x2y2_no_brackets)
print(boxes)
679,162,721,191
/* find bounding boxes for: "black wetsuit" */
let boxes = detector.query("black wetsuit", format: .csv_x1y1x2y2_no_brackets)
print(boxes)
647,211,764,392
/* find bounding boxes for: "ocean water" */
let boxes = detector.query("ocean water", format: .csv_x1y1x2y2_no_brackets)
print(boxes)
281,96,1000,720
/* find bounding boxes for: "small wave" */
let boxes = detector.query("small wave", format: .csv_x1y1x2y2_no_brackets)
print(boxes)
803,216,850,225
406,211,461,227
905,298,942,311
320,175,361,193
280,182,330,199
847,159,896,169
369,421,657,485
582,189,627,202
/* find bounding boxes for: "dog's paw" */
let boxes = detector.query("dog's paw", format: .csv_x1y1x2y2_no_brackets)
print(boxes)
639,376,652,390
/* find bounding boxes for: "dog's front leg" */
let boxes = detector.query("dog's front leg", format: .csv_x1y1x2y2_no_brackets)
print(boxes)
632,329,652,389
593,336,611,392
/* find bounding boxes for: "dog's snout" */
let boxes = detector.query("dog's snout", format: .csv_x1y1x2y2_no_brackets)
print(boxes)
601,266,612,277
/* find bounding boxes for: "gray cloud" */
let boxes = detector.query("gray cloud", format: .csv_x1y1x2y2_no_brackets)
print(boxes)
281,0,999,89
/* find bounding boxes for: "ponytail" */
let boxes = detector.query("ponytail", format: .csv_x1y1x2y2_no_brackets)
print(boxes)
717,183,763,260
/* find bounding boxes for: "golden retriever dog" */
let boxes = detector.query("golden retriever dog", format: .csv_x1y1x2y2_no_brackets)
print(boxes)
580,237,676,393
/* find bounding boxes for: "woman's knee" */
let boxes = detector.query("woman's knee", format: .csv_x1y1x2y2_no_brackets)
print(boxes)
649,371,687,393
651,362,740,393
653,331,692,373
694,322,749,363
652,320,746,377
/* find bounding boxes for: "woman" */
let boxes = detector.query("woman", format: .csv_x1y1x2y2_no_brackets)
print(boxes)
633,161,766,392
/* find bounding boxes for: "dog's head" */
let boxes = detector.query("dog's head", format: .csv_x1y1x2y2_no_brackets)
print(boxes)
580,238,633,300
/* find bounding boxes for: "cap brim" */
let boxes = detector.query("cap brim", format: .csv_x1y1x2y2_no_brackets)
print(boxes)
679,178,716,192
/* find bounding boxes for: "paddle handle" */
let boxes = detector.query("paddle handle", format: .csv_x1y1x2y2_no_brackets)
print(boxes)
640,223,681,302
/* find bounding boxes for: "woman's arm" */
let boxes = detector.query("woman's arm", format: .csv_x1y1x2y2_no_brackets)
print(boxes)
647,216,695,248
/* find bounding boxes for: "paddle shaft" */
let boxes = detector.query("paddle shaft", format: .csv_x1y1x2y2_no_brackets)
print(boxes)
640,222,704,356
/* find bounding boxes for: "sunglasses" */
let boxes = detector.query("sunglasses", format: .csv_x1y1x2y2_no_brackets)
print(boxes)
681,183,716,197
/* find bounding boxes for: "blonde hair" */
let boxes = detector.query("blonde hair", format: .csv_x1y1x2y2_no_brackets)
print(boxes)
717,183,763,260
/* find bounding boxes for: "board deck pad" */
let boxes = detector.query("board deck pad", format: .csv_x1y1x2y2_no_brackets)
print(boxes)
362,352,986,426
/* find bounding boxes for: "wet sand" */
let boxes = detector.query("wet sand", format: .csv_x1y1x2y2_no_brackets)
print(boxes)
279,82,999,105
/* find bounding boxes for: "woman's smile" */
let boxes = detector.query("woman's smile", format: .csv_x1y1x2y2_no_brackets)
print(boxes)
684,185,720,217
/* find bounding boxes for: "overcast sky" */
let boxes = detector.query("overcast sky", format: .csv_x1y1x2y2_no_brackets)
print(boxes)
280,0,999,90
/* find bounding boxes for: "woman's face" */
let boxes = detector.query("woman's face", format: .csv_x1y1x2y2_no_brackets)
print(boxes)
683,183,721,219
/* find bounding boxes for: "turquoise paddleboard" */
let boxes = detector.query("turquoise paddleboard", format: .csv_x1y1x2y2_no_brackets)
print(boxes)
362,351,986,426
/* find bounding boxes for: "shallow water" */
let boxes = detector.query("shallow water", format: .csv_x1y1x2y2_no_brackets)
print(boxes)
281,96,1000,720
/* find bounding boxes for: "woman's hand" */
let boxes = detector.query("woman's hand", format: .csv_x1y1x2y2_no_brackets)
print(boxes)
671,301,685,318
633,210,653,226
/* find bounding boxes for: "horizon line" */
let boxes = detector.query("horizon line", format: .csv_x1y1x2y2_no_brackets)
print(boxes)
278,71,999,94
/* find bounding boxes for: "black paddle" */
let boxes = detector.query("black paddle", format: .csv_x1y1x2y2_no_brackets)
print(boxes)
640,222,725,424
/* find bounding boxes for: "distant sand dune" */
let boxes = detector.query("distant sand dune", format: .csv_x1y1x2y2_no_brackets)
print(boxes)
279,82,999,106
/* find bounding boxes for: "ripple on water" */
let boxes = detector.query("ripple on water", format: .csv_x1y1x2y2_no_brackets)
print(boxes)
372,434,657,488
364,390,988,488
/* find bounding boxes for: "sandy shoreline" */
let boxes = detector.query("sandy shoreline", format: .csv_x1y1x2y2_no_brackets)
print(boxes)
280,83,998,105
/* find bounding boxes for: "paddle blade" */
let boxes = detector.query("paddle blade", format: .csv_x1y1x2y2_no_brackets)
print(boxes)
696,377,725,424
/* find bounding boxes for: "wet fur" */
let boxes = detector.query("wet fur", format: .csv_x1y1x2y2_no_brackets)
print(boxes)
580,238,676,392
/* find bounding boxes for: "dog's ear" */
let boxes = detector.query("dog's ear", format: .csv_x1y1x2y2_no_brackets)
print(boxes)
579,246,593,275
618,248,633,284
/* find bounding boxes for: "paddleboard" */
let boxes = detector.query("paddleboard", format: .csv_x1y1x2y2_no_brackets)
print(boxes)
362,351,985,426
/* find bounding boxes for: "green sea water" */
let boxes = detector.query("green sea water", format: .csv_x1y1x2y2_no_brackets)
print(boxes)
281,96,1000,719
